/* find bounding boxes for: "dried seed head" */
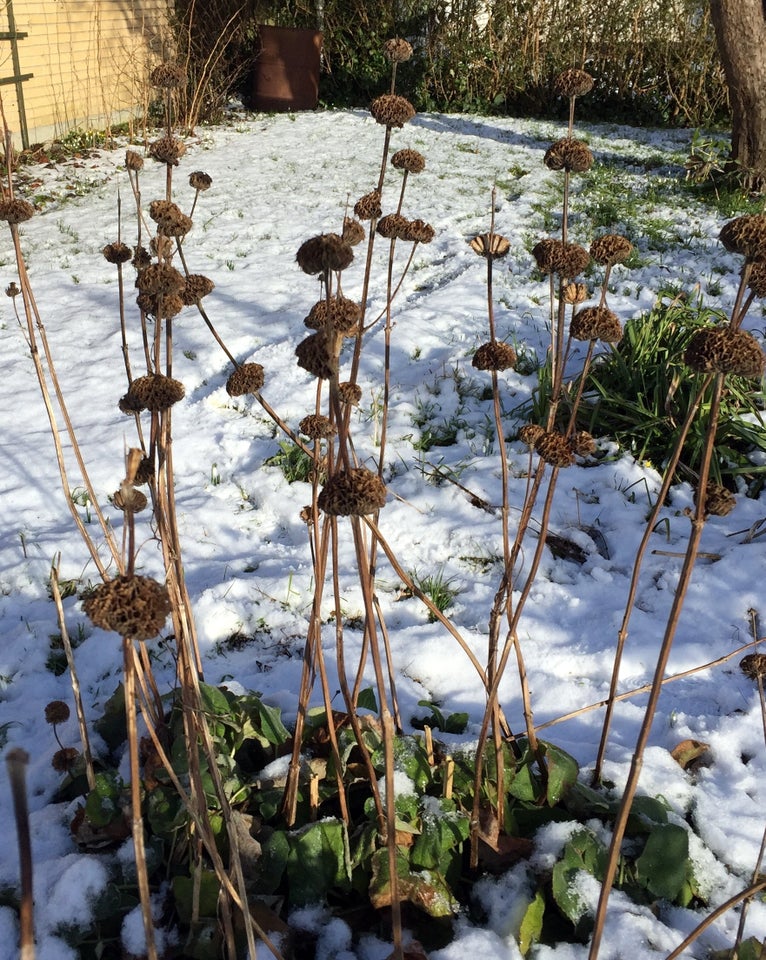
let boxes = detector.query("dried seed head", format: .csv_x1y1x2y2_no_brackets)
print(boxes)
226,362,265,396
748,261,766,298
52,747,80,773
134,456,154,485
135,262,185,296
695,482,736,517
472,340,517,371
299,414,336,440
181,274,215,304
136,292,185,318
532,238,590,277
342,217,365,246
354,190,382,221
562,282,588,304
377,213,410,240
685,327,766,378
150,62,186,88
0,198,34,223
149,135,186,166
570,306,622,342
157,209,193,238
519,423,545,447
590,233,633,266
150,234,175,260
740,653,766,680
391,148,426,173
149,200,177,222
570,430,596,457
124,373,185,411
544,138,593,173
383,37,413,63
45,700,70,724
113,486,148,513
317,467,387,516
719,215,766,261
5,282,19,297
370,93,415,128
470,233,511,259
404,219,435,244
189,170,212,191
125,149,144,171
305,296,361,334
132,245,152,270
83,574,172,641
338,381,362,406
554,68,594,98
296,234,354,274
102,242,132,264
296,331,338,380
535,430,575,467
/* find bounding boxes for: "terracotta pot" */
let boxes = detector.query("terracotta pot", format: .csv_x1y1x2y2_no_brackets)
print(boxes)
251,25,323,112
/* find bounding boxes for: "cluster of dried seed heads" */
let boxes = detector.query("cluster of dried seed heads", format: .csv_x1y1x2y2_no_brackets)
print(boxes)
383,38,413,63
102,242,132,265
535,431,575,467
0,198,34,223
299,414,336,440
295,331,338,380
391,149,426,174
685,327,766,378
470,233,511,259
296,234,354,275
84,575,172,641
121,373,185,412
590,233,633,266
544,138,593,173
695,482,736,518
719,214,766,261
553,69,594,99
226,362,265,397
181,274,215,304
305,296,361,334
472,341,517,371
189,170,212,192
354,191,382,221
317,467,387,516
342,217,365,245
369,94,416,128
570,306,623,342
150,62,185,88
149,136,186,166
532,239,590,277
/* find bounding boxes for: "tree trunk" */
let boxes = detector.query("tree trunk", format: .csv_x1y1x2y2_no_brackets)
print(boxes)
710,0,766,191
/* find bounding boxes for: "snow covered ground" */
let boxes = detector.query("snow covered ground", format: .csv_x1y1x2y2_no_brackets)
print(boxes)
0,106,765,958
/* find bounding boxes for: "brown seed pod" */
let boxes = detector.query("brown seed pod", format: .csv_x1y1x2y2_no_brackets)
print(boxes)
383,37,413,63
719,214,766,261
342,217,365,245
132,245,152,270
305,296,361,334
748,261,766,298
532,238,590,277
125,374,185,411
0,198,34,223
354,190,382,221
45,700,70,724
150,62,186,88
83,574,172,641
518,423,545,447
125,149,144,171
134,456,154,485
553,68,594,98
157,210,193,238
135,262,185,296
370,93,416,128
685,327,766,378
570,430,596,457
535,430,575,467
317,467,387,516
149,135,186,166
299,414,336,440
695,482,736,518
226,362,265,396
136,292,185,318
590,233,633,266
570,306,622,342
5,282,19,298
562,282,588,304
391,148,425,173
102,242,132,265
740,653,766,680
377,213,410,240
544,138,593,173
148,200,177,223
296,331,338,380
181,274,215,304
150,234,175,261
404,219,435,244
470,233,511,259
113,486,148,513
338,381,362,406
52,747,80,773
472,341,517,371
296,234,354,274
189,170,212,191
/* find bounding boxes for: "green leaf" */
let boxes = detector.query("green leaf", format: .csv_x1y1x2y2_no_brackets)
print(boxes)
369,848,457,917
84,771,123,827
635,823,689,900
172,870,221,923
543,741,579,806
508,758,543,803
356,687,378,713
286,818,351,905
627,794,670,833
251,699,290,747
445,712,469,734
552,829,607,926
411,809,470,869
92,683,126,752
518,889,545,955
255,829,290,894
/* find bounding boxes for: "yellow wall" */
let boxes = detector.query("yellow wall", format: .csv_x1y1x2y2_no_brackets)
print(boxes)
0,0,172,145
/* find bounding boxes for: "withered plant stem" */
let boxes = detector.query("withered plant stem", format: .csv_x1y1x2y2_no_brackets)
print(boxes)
50,556,96,791
664,878,766,960
588,374,725,960
6,748,34,960
592,373,713,784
